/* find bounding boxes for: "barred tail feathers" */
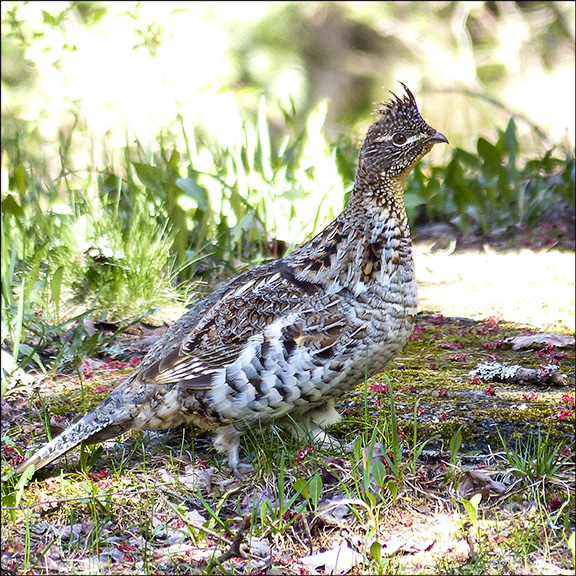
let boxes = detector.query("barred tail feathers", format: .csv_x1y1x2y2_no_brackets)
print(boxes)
15,384,137,475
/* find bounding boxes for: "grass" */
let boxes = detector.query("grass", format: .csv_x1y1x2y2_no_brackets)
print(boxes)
1,59,574,575
498,428,572,483
2,381,573,574
3,312,574,574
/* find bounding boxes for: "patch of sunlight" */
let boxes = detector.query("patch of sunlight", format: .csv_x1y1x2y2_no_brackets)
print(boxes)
5,2,267,147
415,247,576,331
504,66,576,146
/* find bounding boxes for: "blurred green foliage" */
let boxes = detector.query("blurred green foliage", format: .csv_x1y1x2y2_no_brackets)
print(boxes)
223,1,575,146
1,1,574,379
407,117,575,234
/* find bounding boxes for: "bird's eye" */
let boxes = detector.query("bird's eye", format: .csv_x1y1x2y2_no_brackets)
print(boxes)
392,133,407,145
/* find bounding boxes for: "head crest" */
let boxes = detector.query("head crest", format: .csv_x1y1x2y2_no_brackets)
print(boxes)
376,82,418,117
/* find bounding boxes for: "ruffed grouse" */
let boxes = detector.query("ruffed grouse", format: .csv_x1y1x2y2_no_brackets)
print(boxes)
16,84,447,478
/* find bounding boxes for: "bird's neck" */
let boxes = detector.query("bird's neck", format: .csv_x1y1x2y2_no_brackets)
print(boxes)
287,178,414,292
344,175,411,237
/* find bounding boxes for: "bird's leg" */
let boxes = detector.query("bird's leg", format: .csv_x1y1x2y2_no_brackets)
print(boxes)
213,425,253,479
290,398,343,449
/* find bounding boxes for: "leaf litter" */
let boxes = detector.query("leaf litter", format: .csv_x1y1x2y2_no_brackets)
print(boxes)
2,248,574,575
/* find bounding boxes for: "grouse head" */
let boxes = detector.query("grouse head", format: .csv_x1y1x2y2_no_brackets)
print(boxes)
357,83,448,185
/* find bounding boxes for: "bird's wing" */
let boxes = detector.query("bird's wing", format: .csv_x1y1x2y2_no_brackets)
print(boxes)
135,260,349,389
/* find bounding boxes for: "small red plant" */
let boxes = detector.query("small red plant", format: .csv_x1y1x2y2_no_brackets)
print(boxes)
482,340,503,350
556,409,573,422
44,478,59,492
547,495,562,511
439,341,463,349
398,510,414,526
282,510,297,522
537,344,567,365
342,407,359,416
98,478,113,490
475,317,501,335
104,359,130,370
89,469,109,480
561,393,575,407
92,385,113,394
408,326,425,341
370,382,389,394
536,344,555,358
399,385,418,394
128,356,142,368
296,445,315,464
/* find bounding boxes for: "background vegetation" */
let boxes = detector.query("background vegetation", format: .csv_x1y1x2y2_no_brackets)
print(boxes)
1,1,573,379
1,3,574,574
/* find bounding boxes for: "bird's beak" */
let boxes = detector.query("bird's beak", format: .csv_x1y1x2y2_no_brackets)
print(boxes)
429,131,449,145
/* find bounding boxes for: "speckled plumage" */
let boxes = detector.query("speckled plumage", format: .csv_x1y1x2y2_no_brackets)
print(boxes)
16,84,447,477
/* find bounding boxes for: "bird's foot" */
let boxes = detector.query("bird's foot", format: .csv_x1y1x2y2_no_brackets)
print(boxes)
231,460,254,480
213,425,254,479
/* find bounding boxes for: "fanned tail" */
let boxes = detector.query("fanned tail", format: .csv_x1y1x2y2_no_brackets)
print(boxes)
15,386,134,476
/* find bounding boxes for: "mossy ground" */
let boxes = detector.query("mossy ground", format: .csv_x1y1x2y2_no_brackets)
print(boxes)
348,313,575,453
2,309,574,575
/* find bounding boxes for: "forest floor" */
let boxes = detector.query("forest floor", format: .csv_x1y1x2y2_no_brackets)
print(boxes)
2,231,575,575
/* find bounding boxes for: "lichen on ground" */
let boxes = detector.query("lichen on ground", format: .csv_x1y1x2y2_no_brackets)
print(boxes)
344,312,575,454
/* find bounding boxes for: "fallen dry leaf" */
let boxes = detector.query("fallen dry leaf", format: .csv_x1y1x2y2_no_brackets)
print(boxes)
379,536,404,557
153,543,214,562
315,496,353,526
240,487,277,514
98,546,125,564
243,537,271,561
59,520,93,543
505,333,575,350
184,509,208,534
301,541,362,575
378,536,436,557
177,465,216,491
458,469,507,500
